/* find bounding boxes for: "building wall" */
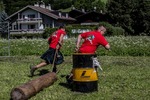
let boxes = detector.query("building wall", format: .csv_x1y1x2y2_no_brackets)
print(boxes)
20,9,39,30
42,14,65,28
21,9,39,19
41,14,54,28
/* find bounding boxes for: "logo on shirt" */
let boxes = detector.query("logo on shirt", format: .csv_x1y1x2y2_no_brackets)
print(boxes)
86,35,95,44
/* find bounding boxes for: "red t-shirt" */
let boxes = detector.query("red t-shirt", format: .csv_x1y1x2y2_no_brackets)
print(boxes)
79,30,108,53
48,29,66,49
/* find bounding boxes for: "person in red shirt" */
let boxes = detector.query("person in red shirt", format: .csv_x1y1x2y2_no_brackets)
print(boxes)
30,26,66,77
75,25,110,53
76,25,110,70
66,25,110,84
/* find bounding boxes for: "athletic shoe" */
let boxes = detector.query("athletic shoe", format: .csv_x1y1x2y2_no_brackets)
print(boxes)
30,66,36,77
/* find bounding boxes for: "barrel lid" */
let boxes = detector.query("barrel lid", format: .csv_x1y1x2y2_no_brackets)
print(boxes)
72,53,95,55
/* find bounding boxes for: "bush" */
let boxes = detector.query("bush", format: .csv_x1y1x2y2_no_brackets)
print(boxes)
42,25,95,38
43,27,57,39
99,22,125,36
10,33,43,39
9,23,125,39
42,23,125,38
112,27,125,36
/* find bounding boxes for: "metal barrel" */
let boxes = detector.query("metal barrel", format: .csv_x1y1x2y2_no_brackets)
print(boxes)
72,53,98,93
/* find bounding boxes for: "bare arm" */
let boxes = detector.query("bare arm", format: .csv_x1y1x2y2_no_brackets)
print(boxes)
75,34,82,52
76,34,82,48
59,34,64,44
56,34,64,49
105,43,110,50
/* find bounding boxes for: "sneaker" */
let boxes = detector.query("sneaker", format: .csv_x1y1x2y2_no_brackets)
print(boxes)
30,66,36,77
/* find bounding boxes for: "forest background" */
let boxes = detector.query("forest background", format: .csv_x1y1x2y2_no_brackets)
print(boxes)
0,0,149,36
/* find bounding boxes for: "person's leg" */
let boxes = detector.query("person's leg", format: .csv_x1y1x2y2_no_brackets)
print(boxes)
30,61,47,76
35,61,48,68
92,57,102,71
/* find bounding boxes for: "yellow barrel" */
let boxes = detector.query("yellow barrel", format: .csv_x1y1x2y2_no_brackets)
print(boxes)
72,68,98,82
72,53,98,92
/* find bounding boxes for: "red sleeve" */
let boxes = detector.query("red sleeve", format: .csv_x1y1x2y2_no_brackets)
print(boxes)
60,30,66,35
80,32,89,38
99,35,108,46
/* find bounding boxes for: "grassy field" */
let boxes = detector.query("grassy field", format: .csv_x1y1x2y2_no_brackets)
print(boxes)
0,56,149,100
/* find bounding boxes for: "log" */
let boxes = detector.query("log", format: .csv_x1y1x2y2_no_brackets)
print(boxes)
10,72,57,100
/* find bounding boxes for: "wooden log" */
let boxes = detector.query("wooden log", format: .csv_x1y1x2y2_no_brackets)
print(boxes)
10,72,57,100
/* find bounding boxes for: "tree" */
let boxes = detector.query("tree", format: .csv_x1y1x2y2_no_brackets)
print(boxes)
3,0,38,15
92,0,106,13
106,0,150,35
0,1,8,37
73,0,106,13
0,0,4,12
131,0,150,35
74,0,90,11
52,0,72,10
106,0,136,35
0,1,7,23
3,0,73,15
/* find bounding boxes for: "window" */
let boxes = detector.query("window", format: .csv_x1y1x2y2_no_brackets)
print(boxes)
28,24,35,29
28,14,35,18
14,25,17,30
22,15,25,18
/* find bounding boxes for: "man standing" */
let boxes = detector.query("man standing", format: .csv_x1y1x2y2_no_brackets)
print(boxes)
30,26,66,77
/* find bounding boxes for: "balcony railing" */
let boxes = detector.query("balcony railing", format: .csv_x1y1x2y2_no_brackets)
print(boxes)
17,18,42,23
10,29,44,34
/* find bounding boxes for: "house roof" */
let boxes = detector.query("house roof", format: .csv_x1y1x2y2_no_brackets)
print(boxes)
75,11,107,23
6,5,76,21
69,9,86,18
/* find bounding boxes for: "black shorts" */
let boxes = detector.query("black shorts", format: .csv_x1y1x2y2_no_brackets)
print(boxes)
40,48,64,65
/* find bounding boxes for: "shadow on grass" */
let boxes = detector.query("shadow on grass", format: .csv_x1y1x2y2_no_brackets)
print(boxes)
59,74,73,90
59,82,70,88
38,69,50,76
28,69,50,77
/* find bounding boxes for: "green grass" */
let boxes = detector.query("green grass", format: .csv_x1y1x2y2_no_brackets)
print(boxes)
0,56,150,100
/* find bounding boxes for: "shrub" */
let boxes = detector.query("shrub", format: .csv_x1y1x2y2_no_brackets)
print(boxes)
9,23,125,39
10,33,43,39
112,27,125,36
42,23,125,38
42,27,57,39
99,22,125,36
